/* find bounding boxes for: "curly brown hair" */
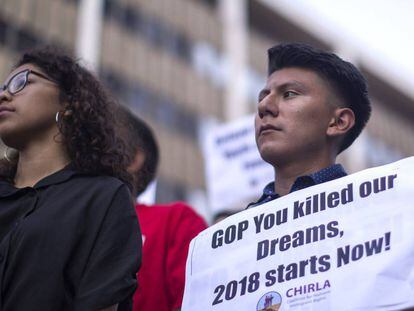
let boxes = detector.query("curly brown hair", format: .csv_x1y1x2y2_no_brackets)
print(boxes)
0,46,132,187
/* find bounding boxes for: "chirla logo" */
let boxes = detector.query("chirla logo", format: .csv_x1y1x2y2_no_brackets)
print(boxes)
256,291,282,311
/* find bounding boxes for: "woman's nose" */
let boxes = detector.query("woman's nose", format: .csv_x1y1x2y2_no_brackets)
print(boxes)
0,88,11,103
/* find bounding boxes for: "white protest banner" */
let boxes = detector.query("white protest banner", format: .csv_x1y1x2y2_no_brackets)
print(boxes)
182,157,414,311
202,115,273,213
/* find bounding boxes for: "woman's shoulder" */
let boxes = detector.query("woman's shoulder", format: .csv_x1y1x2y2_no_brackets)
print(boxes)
73,173,128,192
60,173,133,214
36,165,125,191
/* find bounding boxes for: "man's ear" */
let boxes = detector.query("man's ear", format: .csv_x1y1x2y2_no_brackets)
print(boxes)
128,150,146,174
327,107,355,137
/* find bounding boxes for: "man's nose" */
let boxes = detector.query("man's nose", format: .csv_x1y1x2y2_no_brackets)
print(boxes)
258,93,279,118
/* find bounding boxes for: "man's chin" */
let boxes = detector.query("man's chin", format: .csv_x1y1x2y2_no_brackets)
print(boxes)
260,143,301,165
259,148,284,166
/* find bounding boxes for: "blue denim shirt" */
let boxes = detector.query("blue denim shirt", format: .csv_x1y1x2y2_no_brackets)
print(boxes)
247,164,347,208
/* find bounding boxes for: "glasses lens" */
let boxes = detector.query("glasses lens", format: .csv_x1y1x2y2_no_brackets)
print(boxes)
9,72,27,94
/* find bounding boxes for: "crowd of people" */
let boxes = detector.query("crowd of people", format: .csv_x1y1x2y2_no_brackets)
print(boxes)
0,41,373,310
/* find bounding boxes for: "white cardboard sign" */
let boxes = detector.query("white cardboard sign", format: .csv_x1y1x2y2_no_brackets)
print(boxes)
183,157,414,311
203,115,273,213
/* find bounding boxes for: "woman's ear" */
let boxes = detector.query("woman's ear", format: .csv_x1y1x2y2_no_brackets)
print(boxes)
327,107,355,137
63,110,73,118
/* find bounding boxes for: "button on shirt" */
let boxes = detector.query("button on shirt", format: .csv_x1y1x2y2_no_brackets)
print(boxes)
248,164,347,208
0,166,141,311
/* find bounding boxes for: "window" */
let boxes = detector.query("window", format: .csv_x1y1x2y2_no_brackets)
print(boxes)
0,18,7,45
200,0,218,8
15,28,39,51
100,68,198,139
103,0,192,63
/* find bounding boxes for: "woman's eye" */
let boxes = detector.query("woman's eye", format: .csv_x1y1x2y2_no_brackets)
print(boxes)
10,75,26,92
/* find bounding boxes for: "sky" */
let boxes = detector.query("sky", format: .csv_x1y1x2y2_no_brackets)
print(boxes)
261,0,414,98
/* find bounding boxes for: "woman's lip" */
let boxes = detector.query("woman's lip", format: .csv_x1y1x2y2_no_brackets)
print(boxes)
0,109,14,117
0,106,14,112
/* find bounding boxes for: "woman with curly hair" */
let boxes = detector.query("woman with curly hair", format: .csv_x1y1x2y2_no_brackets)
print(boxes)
0,47,141,311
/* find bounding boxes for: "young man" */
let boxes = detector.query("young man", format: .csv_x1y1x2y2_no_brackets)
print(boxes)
118,107,207,311
250,43,371,207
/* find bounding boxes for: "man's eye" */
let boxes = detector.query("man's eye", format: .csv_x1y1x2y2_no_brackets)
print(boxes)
283,91,298,98
258,91,268,103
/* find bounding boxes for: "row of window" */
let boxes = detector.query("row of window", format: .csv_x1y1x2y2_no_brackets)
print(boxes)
0,4,194,203
100,68,199,140
99,67,199,203
103,0,192,63
0,15,41,53
0,12,71,54
0,13,199,142
199,0,218,8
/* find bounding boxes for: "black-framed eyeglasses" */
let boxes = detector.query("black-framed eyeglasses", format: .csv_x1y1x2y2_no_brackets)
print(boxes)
1,69,57,95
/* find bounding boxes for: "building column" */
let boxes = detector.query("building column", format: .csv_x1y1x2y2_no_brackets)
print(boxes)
220,0,249,121
76,0,104,72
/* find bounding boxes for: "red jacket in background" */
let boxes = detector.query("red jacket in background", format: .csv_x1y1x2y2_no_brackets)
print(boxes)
133,202,207,311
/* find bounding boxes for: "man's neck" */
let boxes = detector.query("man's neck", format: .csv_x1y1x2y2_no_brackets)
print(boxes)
274,157,336,196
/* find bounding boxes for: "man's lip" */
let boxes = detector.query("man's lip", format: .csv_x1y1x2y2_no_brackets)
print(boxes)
259,124,281,134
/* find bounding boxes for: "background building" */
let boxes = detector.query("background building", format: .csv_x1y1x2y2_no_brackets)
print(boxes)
1,0,413,221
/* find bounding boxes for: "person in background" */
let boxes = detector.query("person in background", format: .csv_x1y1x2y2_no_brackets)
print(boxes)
249,42,371,207
0,47,141,310
212,210,236,224
118,106,207,311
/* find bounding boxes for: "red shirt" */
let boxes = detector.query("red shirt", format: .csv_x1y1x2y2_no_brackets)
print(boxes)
133,202,207,311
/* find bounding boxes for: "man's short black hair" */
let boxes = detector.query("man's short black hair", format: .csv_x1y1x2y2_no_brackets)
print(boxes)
118,106,159,196
267,42,371,153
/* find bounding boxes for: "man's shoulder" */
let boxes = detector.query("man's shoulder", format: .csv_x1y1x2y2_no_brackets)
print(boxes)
247,181,277,209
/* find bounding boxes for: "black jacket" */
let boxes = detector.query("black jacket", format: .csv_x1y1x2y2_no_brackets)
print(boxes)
0,166,141,311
